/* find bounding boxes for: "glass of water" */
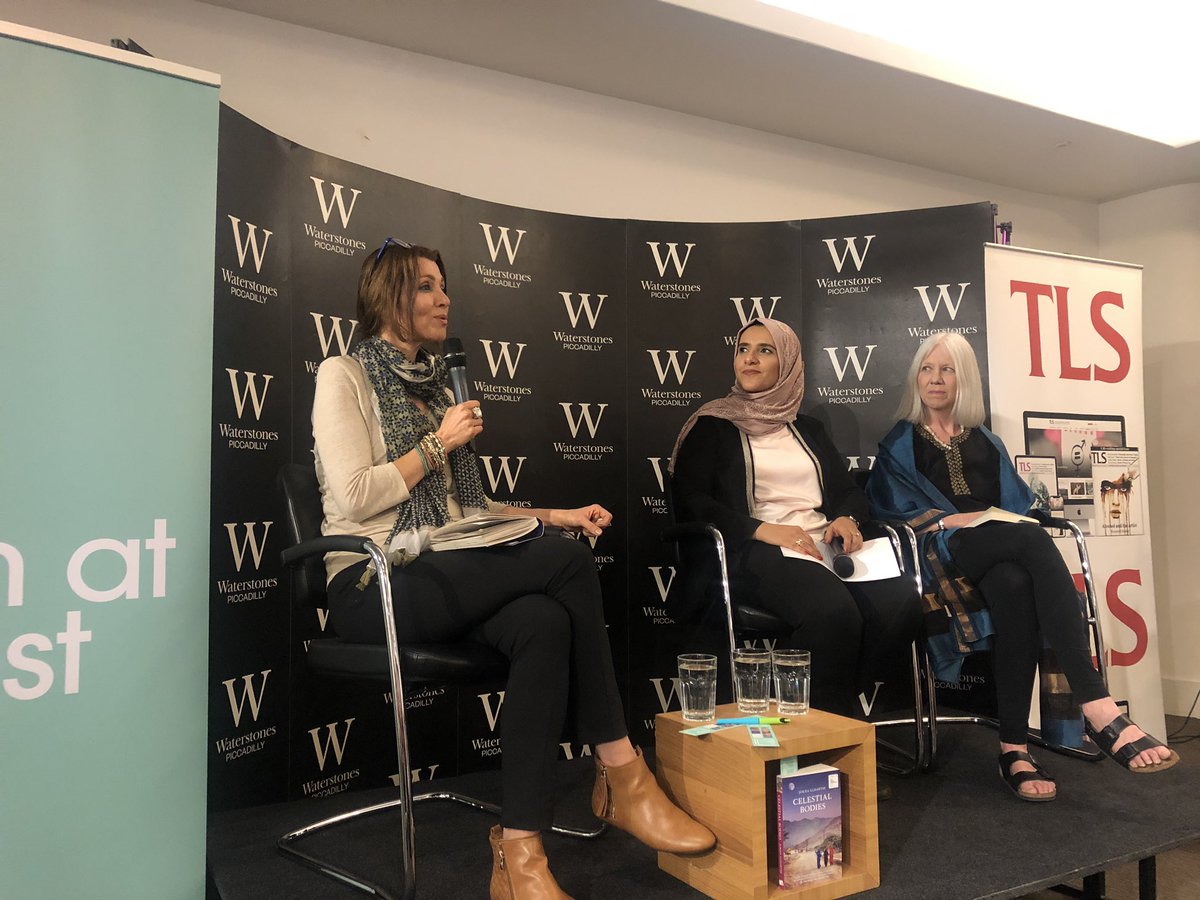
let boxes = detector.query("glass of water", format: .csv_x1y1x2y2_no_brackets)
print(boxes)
677,653,718,722
772,649,811,716
732,648,771,714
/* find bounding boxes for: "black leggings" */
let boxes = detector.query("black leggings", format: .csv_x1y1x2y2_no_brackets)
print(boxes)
949,522,1108,744
731,542,923,717
327,535,627,831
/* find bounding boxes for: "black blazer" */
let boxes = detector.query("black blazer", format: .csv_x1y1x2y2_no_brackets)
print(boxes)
670,414,868,554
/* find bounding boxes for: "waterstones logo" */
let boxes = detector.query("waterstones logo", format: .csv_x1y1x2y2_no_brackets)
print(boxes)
223,216,279,303
305,313,359,374
730,296,781,329
472,692,505,757
907,283,978,336
555,403,614,461
815,346,884,405
643,350,703,407
817,235,881,294
643,565,676,625
473,340,533,404
649,676,681,713
555,292,614,351
642,457,667,515
475,223,532,289
558,742,594,760
397,685,447,711
219,370,280,451
214,671,278,762
642,242,700,299
305,178,367,257
391,764,442,786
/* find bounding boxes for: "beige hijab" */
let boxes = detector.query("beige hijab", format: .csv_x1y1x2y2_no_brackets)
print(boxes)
668,318,805,474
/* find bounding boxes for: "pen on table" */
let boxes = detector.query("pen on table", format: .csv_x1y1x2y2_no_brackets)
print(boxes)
715,716,791,725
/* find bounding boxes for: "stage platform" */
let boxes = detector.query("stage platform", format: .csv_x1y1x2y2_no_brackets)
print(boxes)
208,717,1200,899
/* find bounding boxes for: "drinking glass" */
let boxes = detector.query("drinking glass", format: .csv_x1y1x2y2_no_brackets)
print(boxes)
677,653,718,722
773,649,811,716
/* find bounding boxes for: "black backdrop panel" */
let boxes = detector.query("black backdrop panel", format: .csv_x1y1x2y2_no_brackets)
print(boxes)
800,202,994,469
208,106,295,811
623,219,803,746
209,102,995,811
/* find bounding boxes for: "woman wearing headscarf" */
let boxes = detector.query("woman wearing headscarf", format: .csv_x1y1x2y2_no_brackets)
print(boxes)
669,318,920,716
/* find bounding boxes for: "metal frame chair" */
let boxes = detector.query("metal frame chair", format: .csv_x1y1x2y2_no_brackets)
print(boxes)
276,463,604,900
661,518,935,774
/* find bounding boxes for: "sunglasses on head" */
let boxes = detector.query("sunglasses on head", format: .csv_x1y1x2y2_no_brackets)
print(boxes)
374,236,413,263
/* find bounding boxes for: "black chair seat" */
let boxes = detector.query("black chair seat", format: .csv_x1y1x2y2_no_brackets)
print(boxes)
733,604,790,636
306,637,509,683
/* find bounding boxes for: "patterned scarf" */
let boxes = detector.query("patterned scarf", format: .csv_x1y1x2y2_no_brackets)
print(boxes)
352,336,490,550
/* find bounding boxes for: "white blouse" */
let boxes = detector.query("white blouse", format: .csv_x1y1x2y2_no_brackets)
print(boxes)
748,426,829,541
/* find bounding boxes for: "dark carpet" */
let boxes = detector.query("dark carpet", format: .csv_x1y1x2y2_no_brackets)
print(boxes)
207,718,1200,899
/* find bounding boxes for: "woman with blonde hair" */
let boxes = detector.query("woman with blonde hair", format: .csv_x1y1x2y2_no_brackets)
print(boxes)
868,331,1176,802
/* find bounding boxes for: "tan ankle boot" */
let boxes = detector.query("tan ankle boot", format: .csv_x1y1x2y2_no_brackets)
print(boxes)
488,825,572,900
591,748,716,854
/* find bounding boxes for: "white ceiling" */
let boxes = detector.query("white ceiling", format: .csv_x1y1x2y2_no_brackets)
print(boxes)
201,0,1200,202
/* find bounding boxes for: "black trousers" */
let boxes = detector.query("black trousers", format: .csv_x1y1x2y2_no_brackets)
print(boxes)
327,535,627,831
949,522,1108,744
731,542,923,717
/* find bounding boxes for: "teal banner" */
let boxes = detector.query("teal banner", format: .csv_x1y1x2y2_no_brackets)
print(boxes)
1,30,218,900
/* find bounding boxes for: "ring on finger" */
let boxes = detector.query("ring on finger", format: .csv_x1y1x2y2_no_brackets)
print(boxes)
472,407,483,419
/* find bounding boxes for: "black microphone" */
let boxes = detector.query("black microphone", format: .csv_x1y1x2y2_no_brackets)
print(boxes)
443,337,470,405
829,537,855,579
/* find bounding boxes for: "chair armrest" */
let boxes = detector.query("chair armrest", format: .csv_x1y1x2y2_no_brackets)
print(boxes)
281,535,378,567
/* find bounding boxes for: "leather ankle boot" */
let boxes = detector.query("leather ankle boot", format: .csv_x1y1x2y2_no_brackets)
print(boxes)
591,747,716,854
488,825,572,900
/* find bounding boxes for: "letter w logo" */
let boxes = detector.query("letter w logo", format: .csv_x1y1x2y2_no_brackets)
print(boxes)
823,346,877,383
227,216,271,273
479,691,506,732
480,456,526,493
647,350,696,385
649,677,681,713
224,521,272,572
309,177,361,229
479,340,527,379
560,403,607,439
223,670,271,727
479,223,526,265
310,313,358,358
823,235,875,273
309,719,354,771
560,292,606,329
646,242,695,278
648,566,676,603
226,369,273,420
730,296,781,327
914,283,970,321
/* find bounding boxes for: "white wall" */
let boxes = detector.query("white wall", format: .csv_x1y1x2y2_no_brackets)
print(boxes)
1100,184,1200,718
8,0,1196,716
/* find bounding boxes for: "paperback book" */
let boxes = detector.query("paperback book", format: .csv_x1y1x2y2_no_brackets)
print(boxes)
777,761,843,889
428,512,542,551
1092,448,1143,536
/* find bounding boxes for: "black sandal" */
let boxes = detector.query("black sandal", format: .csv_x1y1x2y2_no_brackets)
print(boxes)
1085,713,1179,773
998,750,1057,802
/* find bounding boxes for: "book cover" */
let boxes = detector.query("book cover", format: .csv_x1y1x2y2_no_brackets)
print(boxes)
777,762,843,889
1092,448,1143,536
1015,455,1061,512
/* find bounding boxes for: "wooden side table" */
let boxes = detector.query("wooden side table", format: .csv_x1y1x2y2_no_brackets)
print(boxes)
655,703,879,900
